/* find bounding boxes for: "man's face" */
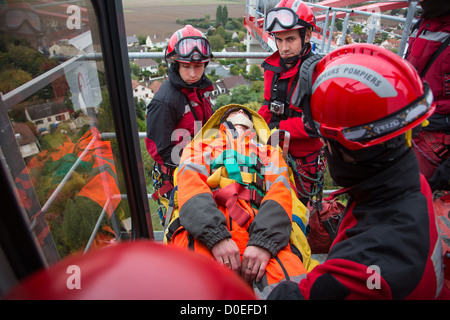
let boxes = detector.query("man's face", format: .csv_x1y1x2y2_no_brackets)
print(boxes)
274,28,311,60
178,62,205,85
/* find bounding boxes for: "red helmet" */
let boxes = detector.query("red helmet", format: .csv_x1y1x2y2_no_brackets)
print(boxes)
5,241,256,300
266,0,317,33
302,44,435,150
166,25,212,64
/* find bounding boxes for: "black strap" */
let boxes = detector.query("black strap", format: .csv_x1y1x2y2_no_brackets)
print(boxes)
275,256,291,281
286,72,300,106
294,54,325,137
182,94,199,121
181,92,202,133
420,33,450,78
165,217,180,242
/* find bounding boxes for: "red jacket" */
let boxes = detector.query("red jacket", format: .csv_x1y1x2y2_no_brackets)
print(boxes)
146,67,213,167
406,15,450,121
258,48,323,159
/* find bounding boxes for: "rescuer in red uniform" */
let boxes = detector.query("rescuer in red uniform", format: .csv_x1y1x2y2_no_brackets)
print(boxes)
268,44,449,300
258,0,324,205
406,0,450,192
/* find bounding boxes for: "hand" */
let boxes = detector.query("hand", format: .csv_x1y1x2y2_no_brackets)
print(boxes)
241,246,271,283
211,238,241,272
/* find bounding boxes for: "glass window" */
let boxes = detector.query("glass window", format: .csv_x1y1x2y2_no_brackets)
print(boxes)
0,0,139,264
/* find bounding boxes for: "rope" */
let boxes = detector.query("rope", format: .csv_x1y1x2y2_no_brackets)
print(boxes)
411,139,441,166
288,148,326,199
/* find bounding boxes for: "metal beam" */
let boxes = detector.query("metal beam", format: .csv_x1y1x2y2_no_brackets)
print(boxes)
1,51,271,112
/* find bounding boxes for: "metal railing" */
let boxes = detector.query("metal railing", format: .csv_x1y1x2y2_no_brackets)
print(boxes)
245,0,419,56
307,1,418,56
0,52,272,111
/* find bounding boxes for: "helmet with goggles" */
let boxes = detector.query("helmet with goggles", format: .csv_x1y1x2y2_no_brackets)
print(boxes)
265,0,317,33
166,25,213,64
299,44,435,151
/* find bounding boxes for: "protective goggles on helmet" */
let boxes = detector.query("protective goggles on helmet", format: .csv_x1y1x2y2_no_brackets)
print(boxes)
265,7,312,32
169,36,212,62
2,8,42,32
313,83,435,150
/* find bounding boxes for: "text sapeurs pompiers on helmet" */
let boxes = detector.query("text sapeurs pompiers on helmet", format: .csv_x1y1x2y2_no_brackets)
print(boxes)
166,24,213,65
293,43,435,155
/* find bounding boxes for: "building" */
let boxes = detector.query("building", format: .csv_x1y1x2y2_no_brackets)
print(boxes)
205,61,232,78
127,35,139,47
380,38,400,52
134,58,159,74
211,75,251,99
146,34,169,50
49,40,82,58
131,80,154,103
149,80,162,94
49,30,95,58
25,101,71,133
13,122,40,162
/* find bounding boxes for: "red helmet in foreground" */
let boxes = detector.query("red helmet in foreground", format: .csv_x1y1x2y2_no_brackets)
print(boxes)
5,241,255,300
301,43,435,150
166,24,212,64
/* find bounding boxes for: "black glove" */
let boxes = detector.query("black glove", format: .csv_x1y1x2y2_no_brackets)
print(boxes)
429,157,450,191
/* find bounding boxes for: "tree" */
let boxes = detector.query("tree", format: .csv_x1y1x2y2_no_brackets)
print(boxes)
248,65,263,81
158,63,167,77
8,45,47,77
63,196,106,253
8,102,29,122
129,62,140,79
222,5,228,26
209,34,225,51
0,68,32,93
206,69,220,83
229,85,259,105
137,35,146,45
353,24,363,35
134,97,146,132
215,26,227,39
230,65,243,76
244,101,261,113
216,5,223,27
215,94,231,109
251,80,264,103
216,5,229,27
